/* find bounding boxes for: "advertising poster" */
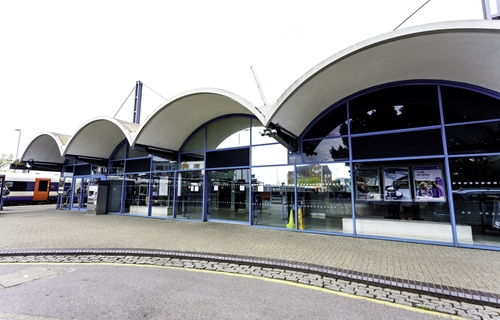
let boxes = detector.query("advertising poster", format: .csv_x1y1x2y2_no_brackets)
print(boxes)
383,167,411,201
356,168,381,200
413,166,445,202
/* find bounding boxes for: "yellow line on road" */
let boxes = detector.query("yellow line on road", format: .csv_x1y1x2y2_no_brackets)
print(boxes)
0,262,465,319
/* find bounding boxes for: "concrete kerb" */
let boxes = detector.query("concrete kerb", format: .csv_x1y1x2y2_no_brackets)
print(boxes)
1,248,499,309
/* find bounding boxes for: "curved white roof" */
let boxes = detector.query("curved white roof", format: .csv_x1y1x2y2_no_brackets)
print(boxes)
134,88,264,151
21,21,500,164
63,117,140,159
266,20,500,136
21,132,70,163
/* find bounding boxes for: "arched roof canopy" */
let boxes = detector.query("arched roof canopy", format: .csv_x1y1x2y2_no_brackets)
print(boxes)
133,88,264,153
63,117,139,163
267,20,500,137
20,132,70,170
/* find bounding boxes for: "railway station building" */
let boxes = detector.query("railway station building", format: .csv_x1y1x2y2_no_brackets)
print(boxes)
18,20,500,250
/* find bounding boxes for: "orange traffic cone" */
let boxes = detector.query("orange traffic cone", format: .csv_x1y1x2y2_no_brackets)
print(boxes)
298,207,305,230
286,209,296,229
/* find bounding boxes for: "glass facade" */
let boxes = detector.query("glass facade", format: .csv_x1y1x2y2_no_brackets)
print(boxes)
59,82,500,250
300,83,500,247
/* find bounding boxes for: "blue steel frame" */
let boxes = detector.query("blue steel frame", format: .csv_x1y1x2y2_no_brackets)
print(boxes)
299,80,500,250
72,80,500,251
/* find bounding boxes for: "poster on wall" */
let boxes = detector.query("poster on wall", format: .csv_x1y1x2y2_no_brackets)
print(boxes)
356,168,381,200
413,166,445,202
159,177,168,196
383,167,411,201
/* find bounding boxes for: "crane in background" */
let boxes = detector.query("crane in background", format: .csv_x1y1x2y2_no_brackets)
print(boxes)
250,66,268,106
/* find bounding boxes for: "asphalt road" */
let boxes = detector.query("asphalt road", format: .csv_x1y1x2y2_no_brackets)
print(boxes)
0,263,459,320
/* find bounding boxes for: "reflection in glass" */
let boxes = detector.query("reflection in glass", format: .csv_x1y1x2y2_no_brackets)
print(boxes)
351,129,443,160
303,138,349,163
251,166,294,228
208,169,249,223
446,122,500,155
303,104,347,139
297,163,352,233
151,172,174,218
441,86,500,124
349,85,440,134
449,156,500,246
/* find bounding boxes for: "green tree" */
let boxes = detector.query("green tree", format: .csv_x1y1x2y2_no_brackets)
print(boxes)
297,177,321,185
0,153,13,171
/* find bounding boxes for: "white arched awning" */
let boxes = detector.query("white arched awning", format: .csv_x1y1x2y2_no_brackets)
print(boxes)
21,132,70,164
134,88,264,152
63,117,139,160
266,20,500,137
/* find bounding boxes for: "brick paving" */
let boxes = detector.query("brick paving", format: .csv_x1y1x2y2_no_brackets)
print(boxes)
1,205,500,319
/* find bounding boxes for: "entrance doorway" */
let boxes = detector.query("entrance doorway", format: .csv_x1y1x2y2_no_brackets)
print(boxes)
71,177,90,210
176,171,204,220
208,169,249,223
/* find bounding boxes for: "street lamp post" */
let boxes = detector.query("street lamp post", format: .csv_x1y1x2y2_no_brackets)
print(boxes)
14,129,21,161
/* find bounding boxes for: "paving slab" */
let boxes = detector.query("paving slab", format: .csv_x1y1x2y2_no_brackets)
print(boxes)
0,205,499,306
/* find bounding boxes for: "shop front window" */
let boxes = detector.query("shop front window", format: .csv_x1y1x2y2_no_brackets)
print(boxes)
176,171,204,220
297,163,352,233
124,173,150,216
352,160,452,243
208,169,249,223
150,172,175,218
449,156,500,246
251,165,294,228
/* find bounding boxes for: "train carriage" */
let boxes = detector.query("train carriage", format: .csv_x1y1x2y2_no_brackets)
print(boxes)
3,171,60,205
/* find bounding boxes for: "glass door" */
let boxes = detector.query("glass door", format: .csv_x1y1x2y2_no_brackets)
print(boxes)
151,172,175,218
71,177,90,210
208,169,249,223
176,171,204,220
61,176,73,209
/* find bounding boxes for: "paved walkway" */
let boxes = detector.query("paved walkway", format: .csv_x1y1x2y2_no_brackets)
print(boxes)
1,205,500,308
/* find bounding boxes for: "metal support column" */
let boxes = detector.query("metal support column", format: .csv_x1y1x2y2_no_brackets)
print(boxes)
133,80,143,124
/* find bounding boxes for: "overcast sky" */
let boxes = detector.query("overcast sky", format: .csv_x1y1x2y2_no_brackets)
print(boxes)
0,0,490,159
